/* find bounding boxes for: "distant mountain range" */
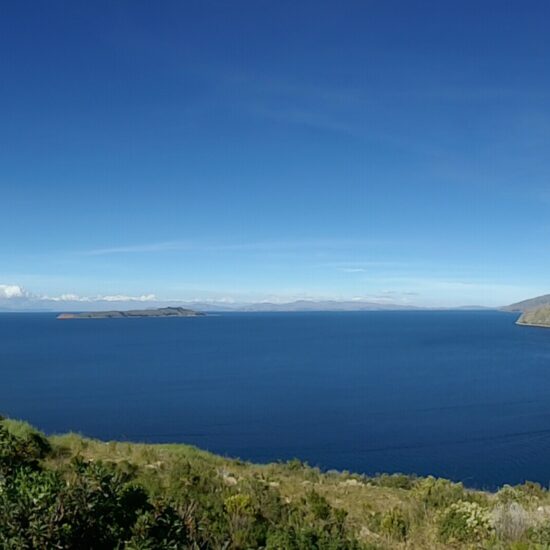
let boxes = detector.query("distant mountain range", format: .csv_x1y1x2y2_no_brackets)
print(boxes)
0,299,497,313
197,301,494,312
231,300,420,312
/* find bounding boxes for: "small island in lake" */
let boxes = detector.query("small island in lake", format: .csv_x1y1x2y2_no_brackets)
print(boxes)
57,306,204,320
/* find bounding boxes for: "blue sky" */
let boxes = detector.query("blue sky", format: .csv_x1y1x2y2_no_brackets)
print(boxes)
1,1,550,308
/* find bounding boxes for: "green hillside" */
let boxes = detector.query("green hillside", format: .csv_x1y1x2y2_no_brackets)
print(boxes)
517,306,550,328
2,417,550,549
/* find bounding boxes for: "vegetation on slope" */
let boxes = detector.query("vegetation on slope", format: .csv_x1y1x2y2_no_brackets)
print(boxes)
517,306,550,328
2,418,550,549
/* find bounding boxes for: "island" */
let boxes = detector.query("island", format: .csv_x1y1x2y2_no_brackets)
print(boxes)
516,305,550,328
57,306,204,319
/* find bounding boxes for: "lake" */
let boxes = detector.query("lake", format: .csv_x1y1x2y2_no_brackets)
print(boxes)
1,310,550,489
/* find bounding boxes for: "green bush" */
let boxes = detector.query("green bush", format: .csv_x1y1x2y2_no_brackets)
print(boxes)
1,418,51,458
127,503,193,549
0,421,367,549
496,482,547,508
526,521,550,545
380,506,409,541
413,476,466,509
305,490,333,521
371,473,417,490
437,501,493,544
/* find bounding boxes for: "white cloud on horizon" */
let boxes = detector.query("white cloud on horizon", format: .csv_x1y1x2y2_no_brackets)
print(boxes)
100,294,157,302
0,284,29,299
42,293,157,303
0,283,157,304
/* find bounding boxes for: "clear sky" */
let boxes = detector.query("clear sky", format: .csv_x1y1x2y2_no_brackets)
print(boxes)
1,1,550,309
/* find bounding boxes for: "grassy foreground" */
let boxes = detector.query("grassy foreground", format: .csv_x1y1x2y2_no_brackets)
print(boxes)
2,418,550,549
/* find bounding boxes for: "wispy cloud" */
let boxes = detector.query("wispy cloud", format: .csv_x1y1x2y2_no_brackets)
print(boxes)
82,241,192,255
313,260,411,271
80,238,381,256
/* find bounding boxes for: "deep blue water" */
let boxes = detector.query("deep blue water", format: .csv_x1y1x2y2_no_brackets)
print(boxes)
2,310,550,489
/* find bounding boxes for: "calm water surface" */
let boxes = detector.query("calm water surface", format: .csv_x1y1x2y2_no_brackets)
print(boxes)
2,310,550,488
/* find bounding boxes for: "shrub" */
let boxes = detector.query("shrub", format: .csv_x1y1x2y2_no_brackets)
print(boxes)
305,490,332,521
527,521,550,545
362,503,382,533
370,473,417,490
0,424,46,477
514,481,546,502
0,467,66,547
265,526,361,550
496,484,525,505
413,476,466,509
380,507,409,541
127,502,194,548
437,501,493,544
497,482,547,508
225,493,254,516
285,458,308,471
491,502,531,541
1,419,51,459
